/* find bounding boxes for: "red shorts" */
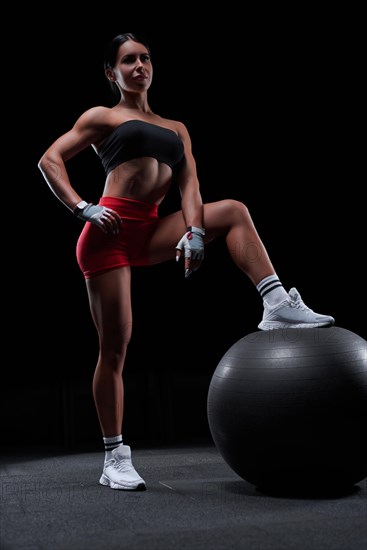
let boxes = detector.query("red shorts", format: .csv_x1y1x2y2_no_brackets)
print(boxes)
76,197,159,278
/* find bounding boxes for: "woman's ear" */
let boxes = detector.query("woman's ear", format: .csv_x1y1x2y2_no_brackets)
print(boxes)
105,69,116,82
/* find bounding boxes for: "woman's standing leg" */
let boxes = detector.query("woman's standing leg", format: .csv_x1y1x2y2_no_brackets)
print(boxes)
86,266,146,490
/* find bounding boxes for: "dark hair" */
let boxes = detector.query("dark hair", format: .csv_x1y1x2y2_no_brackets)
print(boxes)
104,32,151,100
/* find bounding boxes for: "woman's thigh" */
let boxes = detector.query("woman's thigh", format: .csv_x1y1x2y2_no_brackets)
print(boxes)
86,266,133,346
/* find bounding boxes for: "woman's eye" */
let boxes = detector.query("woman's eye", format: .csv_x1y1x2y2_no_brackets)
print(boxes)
122,54,150,64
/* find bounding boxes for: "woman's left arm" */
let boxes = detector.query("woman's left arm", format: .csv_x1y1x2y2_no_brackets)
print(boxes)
175,122,205,277
175,121,204,228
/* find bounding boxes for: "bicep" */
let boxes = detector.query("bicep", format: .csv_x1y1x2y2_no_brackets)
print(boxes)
47,126,97,162
44,108,109,162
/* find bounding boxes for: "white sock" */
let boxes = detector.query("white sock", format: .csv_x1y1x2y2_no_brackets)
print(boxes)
256,275,288,306
103,435,123,461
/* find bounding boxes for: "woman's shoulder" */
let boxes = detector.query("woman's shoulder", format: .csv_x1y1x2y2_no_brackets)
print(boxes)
76,106,115,129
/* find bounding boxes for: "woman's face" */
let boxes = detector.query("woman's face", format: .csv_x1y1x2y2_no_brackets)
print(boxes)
109,40,153,93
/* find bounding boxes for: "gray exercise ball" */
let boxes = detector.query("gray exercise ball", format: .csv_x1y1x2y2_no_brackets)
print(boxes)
207,327,367,491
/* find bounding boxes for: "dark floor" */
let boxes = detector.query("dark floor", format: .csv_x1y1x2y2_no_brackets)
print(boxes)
1,444,366,550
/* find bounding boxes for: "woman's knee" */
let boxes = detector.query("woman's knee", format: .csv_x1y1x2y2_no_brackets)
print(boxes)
218,199,250,223
100,324,132,359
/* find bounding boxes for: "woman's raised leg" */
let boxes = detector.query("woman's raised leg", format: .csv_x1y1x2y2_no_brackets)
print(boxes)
145,199,335,329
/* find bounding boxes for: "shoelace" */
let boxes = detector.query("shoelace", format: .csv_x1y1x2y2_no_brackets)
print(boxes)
114,458,133,472
290,294,313,312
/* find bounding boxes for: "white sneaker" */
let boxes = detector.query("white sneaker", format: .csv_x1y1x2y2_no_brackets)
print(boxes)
99,444,146,490
258,287,335,330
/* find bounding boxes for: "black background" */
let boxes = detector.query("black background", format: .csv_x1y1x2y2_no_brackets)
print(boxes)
5,7,364,451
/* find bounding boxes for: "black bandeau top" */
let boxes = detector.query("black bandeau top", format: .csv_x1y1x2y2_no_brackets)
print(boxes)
97,120,185,175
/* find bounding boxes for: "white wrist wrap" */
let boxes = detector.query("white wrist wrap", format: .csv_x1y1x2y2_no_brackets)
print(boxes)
187,226,205,235
74,200,88,213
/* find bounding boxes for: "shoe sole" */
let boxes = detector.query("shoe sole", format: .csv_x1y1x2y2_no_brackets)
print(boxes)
258,320,335,330
99,473,146,491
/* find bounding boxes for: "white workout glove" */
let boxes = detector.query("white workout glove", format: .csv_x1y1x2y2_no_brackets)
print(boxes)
176,226,205,278
73,201,122,234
